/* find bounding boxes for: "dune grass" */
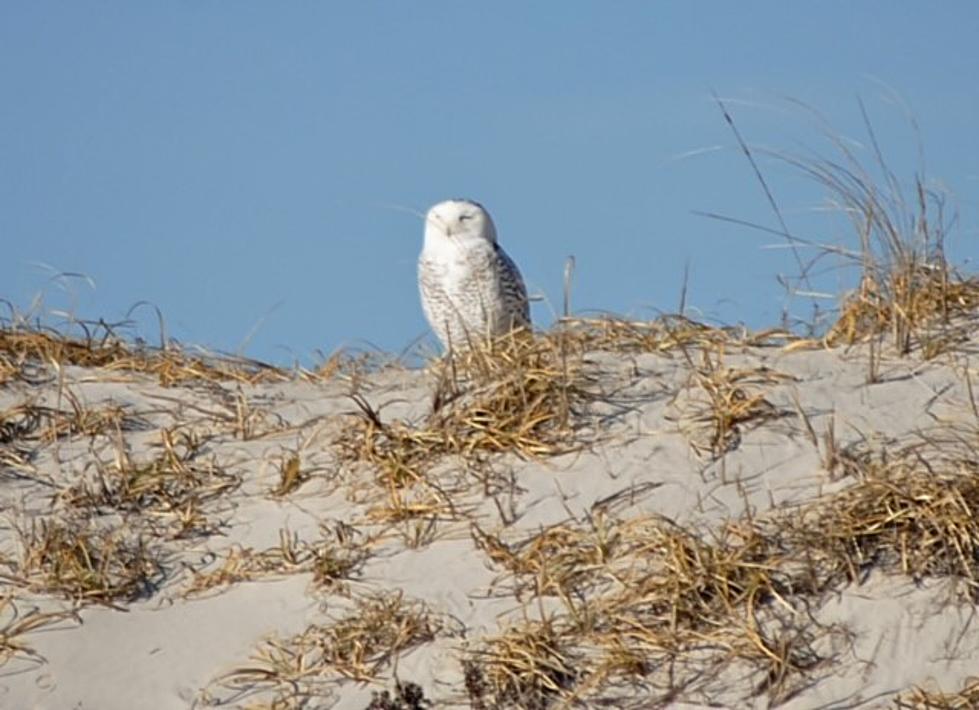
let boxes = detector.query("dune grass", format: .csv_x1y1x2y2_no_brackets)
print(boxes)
210,591,442,706
5,519,165,605
669,344,792,458
334,329,594,535
0,395,145,446
0,323,289,386
463,431,979,706
713,96,979,357
183,524,370,597
895,677,979,709
0,595,78,670
58,426,241,539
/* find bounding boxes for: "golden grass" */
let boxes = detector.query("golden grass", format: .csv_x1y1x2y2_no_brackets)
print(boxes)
304,349,384,383
469,512,820,706
0,595,78,669
774,457,979,596
184,525,369,597
59,426,240,538
338,330,583,464
0,326,288,386
466,618,579,710
212,591,441,705
0,395,144,447
762,108,979,357
826,267,979,356
336,331,590,526
894,677,979,709
554,315,793,355
704,97,979,359
269,455,308,497
467,437,979,706
669,346,791,458
7,519,164,605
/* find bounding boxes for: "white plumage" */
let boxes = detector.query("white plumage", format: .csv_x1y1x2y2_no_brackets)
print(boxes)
418,199,530,351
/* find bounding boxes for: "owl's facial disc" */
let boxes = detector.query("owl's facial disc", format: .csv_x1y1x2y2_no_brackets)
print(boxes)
425,199,497,245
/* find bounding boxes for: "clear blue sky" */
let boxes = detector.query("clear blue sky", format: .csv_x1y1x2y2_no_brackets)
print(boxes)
2,3,977,364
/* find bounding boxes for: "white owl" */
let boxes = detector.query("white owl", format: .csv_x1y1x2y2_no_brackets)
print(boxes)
418,199,531,351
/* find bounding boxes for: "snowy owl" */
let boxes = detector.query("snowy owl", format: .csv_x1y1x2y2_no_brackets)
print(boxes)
418,199,531,351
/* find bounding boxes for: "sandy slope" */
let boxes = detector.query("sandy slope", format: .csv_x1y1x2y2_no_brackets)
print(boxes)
2,331,979,709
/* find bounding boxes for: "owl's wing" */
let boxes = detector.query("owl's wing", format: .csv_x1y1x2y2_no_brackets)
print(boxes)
418,257,447,324
495,244,531,328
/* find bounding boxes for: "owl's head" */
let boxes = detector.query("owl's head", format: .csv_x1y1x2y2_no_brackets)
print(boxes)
424,199,498,249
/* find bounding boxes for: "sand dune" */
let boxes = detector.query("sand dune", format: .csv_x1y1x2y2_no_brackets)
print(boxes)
1,317,979,709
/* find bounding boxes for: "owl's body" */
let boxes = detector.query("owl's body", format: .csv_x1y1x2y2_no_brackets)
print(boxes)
418,199,530,351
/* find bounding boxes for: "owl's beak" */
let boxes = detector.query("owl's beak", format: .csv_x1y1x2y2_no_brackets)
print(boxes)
427,213,452,238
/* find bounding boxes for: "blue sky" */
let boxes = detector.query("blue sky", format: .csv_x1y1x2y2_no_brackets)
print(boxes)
1,3,977,364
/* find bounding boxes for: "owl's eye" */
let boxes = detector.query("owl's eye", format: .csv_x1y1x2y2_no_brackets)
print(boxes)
459,214,473,222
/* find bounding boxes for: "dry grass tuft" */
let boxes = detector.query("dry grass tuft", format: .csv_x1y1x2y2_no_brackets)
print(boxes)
304,349,384,383
669,346,791,458
469,437,979,705
758,104,979,356
339,329,587,467
554,315,792,355
60,426,239,538
184,525,369,597
212,591,441,705
436,330,581,455
894,677,979,709
705,98,979,357
0,325,288,386
0,595,79,669
827,267,979,356
0,395,146,447
469,512,823,706
269,455,309,497
467,618,579,710
774,456,979,596
336,331,592,525
472,515,619,600
6,519,165,604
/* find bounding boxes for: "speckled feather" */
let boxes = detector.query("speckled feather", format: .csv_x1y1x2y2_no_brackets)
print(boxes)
418,200,530,351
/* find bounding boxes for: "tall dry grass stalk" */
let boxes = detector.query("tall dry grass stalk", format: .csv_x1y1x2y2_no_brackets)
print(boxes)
710,96,979,356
